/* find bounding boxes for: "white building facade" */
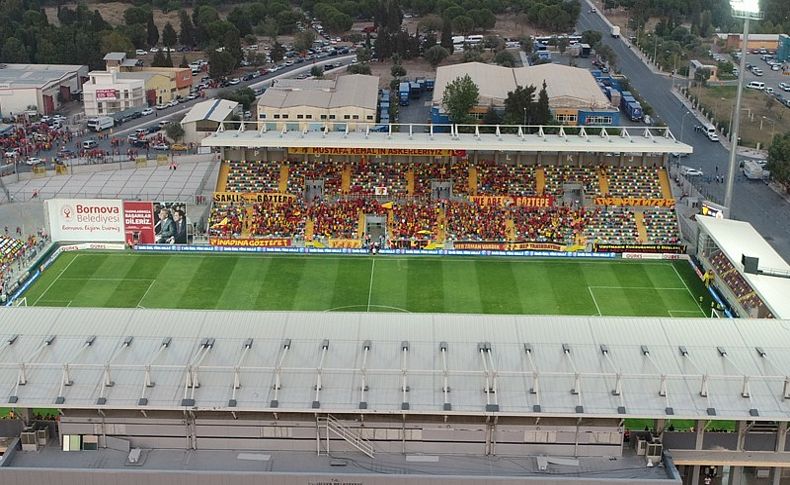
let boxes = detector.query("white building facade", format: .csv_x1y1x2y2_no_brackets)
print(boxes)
82,71,145,117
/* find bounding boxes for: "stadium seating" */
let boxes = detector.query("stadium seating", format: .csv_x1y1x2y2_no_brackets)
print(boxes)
585,208,638,244
445,202,508,241
0,235,34,297
511,207,589,244
543,166,601,197
707,249,770,317
225,160,281,193
212,160,682,247
607,167,663,198
642,209,680,244
476,160,537,196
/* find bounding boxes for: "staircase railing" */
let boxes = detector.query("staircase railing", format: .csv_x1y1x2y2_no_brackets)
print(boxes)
317,415,374,458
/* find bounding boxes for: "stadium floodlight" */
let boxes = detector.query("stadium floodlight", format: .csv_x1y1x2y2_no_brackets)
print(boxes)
724,0,763,211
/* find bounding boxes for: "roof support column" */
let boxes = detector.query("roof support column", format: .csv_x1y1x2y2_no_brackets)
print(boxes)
728,421,748,485
690,419,706,485
772,422,787,485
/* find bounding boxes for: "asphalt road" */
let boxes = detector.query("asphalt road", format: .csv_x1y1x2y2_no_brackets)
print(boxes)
8,55,355,172
577,9,790,259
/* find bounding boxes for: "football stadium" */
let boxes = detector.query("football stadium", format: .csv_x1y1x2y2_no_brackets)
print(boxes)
2,122,790,485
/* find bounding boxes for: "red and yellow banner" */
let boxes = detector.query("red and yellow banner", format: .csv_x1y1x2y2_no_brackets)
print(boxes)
213,192,295,204
288,147,466,157
454,241,566,251
210,238,291,247
329,238,362,249
470,195,554,208
594,197,675,208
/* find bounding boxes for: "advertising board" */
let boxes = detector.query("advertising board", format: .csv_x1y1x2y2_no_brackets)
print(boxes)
46,199,124,242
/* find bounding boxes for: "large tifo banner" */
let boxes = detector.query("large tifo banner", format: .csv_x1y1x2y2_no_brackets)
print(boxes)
213,192,295,204
470,196,554,208
123,201,156,245
287,147,467,157
46,199,125,242
594,197,675,208
454,241,567,251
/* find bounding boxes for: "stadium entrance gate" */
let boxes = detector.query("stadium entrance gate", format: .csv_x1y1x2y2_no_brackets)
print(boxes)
365,215,386,244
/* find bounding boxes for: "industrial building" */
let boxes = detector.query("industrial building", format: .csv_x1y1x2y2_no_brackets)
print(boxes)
0,63,88,116
432,62,620,126
716,33,781,51
180,98,240,145
82,53,193,115
257,74,379,131
2,307,790,484
778,34,790,63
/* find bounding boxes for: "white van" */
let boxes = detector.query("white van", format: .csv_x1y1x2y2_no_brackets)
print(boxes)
703,124,719,142
746,81,765,90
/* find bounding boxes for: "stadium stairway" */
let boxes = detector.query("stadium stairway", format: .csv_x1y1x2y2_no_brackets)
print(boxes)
535,168,545,195
305,219,315,241
341,165,351,194
505,218,516,241
634,211,648,243
279,164,289,193
406,169,415,196
598,167,610,195
216,161,230,191
658,168,673,199
436,207,447,243
357,210,365,238
469,166,478,196
241,206,255,238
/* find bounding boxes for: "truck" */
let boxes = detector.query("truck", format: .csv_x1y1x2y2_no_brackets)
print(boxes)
410,82,421,99
580,43,592,58
611,26,620,38
624,101,643,121
86,116,114,132
398,82,411,106
425,79,435,91
742,160,770,180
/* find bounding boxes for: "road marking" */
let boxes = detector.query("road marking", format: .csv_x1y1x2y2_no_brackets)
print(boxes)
33,254,80,306
588,286,602,316
366,258,376,312
671,263,706,316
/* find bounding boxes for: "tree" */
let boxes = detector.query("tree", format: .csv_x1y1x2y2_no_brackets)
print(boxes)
391,64,407,77
581,30,602,47
462,46,483,63
270,41,285,62
178,10,194,46
419,14,443,32
224,28,243,67
221,87,256,110
258,17,279,41
422,45,448,67
452,15,474,35
165,122,185,142
209,49,236,78
503,85,537,125
1,37,29,63
355,47,372,63
767,133,790,192
442,74,479,124
147,15,159,48
101,31,135,56
440,18,454,54
180,55,189,68
164,49,174,67
494,50,515,67
536,81,552,124
311,65,324,78
482,106,501,124
294,30,316,53
347,63,372,74
557,37,569,56
151,48,168,67
227,7,252,36
162,22,178,48
124,6,150,26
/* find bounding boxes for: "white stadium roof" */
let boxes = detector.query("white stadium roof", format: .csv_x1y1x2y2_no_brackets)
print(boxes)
2,307,790,421
201,123,693,154
697,215,790,319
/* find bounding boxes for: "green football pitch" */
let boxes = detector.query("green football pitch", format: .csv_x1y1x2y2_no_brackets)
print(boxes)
22,251,711,317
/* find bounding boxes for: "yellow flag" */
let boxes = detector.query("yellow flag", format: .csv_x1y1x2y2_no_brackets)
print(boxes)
380,201,393,209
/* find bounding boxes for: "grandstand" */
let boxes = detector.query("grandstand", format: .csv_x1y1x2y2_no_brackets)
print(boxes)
13,121,790,485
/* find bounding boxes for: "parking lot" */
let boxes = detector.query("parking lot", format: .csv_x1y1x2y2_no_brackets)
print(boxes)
741,52,790,100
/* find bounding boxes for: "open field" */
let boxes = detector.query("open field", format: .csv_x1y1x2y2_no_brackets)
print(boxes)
22,252,710,317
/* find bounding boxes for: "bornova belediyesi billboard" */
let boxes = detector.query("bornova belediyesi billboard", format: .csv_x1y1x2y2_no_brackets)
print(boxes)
46,199,125,242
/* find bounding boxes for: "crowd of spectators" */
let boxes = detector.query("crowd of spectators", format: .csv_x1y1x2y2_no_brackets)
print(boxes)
348,159,408,197
391,201,440,241
287,159,344,196
225,160,281,193
0,230,48,303
476,160,537,196
708,250,770,317
208,203,244,238
511,207,589,244
308,199,384,239
543,165,602,197
250,200,305,238
445,202,508,241
0,121,76,160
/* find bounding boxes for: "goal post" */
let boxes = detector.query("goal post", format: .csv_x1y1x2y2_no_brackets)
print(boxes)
13,297,27,307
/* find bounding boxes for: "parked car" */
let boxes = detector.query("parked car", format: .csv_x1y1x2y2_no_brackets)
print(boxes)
680,166,703,176
82,140,98,149
780,82,790,92
228,78,241,85
170,143,188,151
135,49,147,56
141,107,154,116
152,143,169,151
4,148,19,158
167,99,179,107
149,47,159,53
156,103,168,110
24,157,44,166
147,125,161,134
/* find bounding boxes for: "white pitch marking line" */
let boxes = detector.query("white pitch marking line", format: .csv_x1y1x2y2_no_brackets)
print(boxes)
58,277,155,281
671,264,706,316
366,258,376,312
137,280,156,308
588,286,687,290
33,254,80,306
588,286,602,316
